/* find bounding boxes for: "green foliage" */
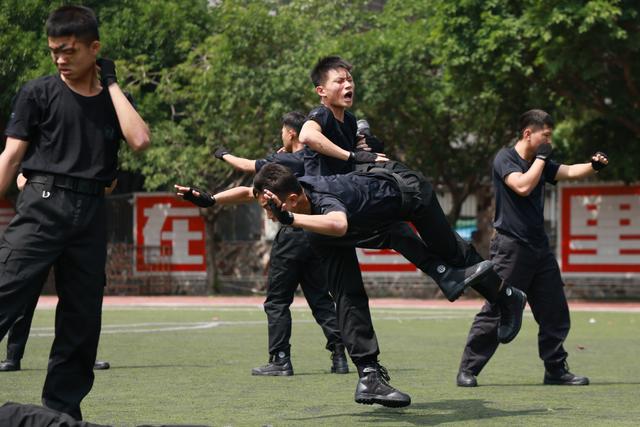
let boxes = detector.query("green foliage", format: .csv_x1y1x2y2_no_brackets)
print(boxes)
0,0,58,121
1,0,638,198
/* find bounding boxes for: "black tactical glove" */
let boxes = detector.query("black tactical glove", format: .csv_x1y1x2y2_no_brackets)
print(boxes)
535,143,553,161
267,199,294,225
96,58,117,87
214,147,230,160
364,135,384,153
348,151,378,164
591,151,608,171
183,187,216,208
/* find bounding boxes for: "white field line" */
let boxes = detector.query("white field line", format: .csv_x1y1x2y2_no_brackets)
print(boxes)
26,314,474,338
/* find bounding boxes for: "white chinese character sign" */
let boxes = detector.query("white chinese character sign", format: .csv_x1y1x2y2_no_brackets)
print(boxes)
559,183,640,275
134,193,206,275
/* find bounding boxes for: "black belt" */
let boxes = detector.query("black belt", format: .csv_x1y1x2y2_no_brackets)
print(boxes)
28,174,106,196
353,167,416,218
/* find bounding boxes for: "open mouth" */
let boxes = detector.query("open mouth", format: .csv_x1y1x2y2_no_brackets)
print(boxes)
344,91,353,101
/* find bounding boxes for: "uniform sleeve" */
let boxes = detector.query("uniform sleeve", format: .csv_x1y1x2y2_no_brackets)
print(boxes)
4,85,40,141
493,149,521,181
254,158,268,173
544,160,561,185
307,106,330,130
315,195,347,216
255,153,302,175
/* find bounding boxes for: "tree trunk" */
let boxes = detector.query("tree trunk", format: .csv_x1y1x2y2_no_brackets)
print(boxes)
203,213,218,294
473,183,494,259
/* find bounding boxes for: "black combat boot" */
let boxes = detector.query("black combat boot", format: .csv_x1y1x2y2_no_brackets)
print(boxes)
427,260,495,302
456,370,478,387
496,286,527,343
251,351,293,376
330,344,349,374
0,359,20,372
355,363,411,408
470,270,527,344
544,361,589,385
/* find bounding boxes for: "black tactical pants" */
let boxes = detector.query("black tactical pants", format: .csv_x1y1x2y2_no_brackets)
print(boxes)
458,232,569,375
264,226,342,356
0,182,106,420
4,294,39,361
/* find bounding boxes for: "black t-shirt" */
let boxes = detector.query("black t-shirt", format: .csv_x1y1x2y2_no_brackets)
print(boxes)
255,150,306,177
298,173,401,231
304,105,358,176
5,74,125,182
493,147,560,247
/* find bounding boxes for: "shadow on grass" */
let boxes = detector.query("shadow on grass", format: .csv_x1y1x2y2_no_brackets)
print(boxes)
18,364,214,371
288,399,558,425
479,381,640,387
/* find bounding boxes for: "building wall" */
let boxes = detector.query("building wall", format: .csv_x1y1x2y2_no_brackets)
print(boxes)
2,184,638,299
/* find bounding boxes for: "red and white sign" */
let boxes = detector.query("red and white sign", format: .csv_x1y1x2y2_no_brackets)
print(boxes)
357,247,421,276
134,193,206,275
559,183,640,275
356,223,422,276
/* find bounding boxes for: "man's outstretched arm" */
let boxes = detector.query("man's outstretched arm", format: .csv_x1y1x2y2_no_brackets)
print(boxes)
175,184,255,207
213,147,256,173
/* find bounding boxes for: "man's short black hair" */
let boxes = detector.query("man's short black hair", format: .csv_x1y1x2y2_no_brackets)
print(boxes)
518,109,554,136
253,163,302,200
281,111,306,135
310,56,352,87
46,5,99,43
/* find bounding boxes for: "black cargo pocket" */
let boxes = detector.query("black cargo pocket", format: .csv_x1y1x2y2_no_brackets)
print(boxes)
0,246,12,282
0,247,11,263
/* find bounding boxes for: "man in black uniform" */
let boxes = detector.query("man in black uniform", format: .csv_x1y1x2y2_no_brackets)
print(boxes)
455,109,608,388
0,176,112,373
252,162,526,408
289,56,524,407
0,5,150,419
194,111,349,376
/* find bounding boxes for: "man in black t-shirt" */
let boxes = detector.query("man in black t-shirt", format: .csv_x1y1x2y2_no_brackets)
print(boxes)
252,161,528,408
455,109,608,388
0,6,149,420
300,57,386,177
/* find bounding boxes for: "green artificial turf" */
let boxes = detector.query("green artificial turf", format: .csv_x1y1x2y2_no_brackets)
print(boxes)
1,304,638,426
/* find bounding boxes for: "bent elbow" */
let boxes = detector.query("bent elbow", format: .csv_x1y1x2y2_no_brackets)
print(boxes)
514,187,532,197
299,131,315,148
129,131,151,152
331,221,348,237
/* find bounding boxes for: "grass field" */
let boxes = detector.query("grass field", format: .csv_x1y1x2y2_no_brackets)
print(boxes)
1,302,639,426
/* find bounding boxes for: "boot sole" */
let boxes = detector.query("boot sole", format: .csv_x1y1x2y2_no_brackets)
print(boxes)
498,291,527,344
355,394,411,408
331,367,349,374
445,260,494,302
251,370,294,376
543,378,589,385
